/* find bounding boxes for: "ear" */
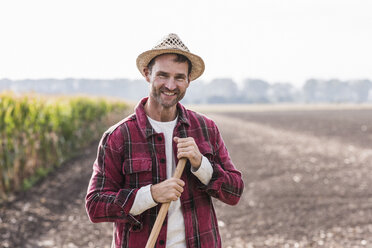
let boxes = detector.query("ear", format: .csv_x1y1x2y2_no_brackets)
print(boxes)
143,67,151,83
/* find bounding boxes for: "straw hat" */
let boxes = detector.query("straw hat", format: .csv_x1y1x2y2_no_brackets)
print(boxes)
136,33,205,81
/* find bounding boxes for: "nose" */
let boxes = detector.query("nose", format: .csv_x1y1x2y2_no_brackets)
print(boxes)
164,77,177,91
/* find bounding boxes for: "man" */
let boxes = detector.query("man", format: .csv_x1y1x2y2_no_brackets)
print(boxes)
86,33,244,248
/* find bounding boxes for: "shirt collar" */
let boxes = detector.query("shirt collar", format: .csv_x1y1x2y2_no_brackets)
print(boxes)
135,97,190,138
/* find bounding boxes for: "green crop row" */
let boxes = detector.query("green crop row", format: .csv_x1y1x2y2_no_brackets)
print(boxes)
0,92,127,200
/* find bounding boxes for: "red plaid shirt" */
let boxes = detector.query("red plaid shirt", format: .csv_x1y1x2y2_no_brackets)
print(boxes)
85,98,244,248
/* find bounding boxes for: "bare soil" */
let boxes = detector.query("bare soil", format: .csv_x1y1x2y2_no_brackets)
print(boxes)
1,108,372,248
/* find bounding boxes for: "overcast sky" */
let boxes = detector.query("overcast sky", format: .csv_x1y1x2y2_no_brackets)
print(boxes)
1,0,371,87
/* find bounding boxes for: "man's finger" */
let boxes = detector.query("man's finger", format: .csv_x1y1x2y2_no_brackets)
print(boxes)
177,146,193,153
177,141,195,148
174,137,193,143
174,178,185,187
174,184,184,193
177,151,194,159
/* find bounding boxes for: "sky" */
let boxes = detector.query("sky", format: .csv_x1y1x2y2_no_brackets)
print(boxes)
1,0,371,87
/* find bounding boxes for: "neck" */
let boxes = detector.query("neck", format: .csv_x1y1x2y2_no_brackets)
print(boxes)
144,98,178,122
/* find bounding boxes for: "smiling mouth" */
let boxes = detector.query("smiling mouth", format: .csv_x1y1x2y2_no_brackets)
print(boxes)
162,91,176,96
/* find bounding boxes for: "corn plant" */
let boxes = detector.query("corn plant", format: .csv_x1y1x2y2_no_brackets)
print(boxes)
0,92,127,199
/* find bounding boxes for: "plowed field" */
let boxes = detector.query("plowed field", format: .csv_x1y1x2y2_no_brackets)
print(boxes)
1,106,372,248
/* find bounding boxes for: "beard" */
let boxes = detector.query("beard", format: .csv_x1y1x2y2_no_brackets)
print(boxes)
150,85,186,108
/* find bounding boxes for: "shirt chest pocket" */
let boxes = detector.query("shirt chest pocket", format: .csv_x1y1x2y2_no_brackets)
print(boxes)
122,158,153,188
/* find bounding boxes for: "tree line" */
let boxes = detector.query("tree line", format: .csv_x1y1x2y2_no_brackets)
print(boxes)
1,78,371,104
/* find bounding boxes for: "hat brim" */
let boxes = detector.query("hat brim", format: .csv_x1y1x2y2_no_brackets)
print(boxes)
136,48,205,82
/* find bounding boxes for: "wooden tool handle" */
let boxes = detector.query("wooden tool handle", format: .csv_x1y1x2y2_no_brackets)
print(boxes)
145,158,187,248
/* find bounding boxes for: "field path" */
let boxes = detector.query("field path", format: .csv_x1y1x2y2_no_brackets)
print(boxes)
0,144,113,248
208,113,372,247
1,110,372,247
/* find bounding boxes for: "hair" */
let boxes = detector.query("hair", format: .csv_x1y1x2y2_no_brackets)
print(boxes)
147,53,192,76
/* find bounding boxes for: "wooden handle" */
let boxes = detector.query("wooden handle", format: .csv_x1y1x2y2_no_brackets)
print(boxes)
145,158,187,248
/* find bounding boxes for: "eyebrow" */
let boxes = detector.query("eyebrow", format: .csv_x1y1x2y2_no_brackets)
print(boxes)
156,71,187,79
175,74,186,79
156,71,169,77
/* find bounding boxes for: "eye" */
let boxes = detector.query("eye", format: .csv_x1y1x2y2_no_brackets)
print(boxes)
176,77,186,82
157,73,168,79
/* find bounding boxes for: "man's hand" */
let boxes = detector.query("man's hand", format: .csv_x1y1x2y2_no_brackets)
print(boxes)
174,137,202,170
151,178,185,203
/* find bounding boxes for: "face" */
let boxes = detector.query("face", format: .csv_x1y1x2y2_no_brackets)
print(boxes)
145,54,190,109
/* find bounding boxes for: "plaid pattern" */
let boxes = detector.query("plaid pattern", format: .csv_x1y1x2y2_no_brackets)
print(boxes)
85,98,244,248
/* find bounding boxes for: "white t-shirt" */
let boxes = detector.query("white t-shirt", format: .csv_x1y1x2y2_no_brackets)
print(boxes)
129,115,213,248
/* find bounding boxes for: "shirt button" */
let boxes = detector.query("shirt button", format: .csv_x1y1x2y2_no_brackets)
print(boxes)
160,158,166,163
157,136,162,141
159,240,165,245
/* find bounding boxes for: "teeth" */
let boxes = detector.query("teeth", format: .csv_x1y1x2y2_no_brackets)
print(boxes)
163,92,175,96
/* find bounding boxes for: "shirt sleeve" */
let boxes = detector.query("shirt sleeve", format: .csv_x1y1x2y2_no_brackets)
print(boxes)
129,184,158,216
203,123,244,206
191,155,213,185
85,129,140,225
